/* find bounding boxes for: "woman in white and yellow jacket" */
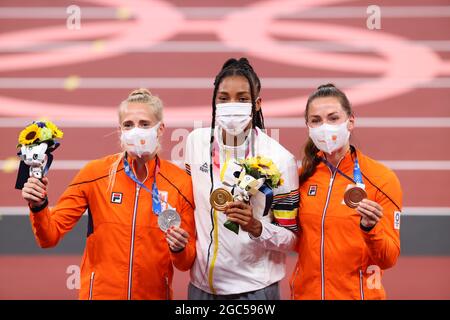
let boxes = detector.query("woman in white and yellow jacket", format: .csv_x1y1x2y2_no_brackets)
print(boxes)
185,58,299,299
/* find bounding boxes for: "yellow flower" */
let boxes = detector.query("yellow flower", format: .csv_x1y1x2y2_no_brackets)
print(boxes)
257,156,273,168
246,157,260,169
265,164,280,176
39,127,53,141
241,156,283,188
18,124,40,146
45,121,64,139
271,175,280,186
258,167,268,176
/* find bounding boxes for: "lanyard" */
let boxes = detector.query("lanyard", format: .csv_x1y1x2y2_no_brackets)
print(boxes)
123,154,171,216
321,147,364,186
353,155,364,185
212,128,256,173
210,128,272,216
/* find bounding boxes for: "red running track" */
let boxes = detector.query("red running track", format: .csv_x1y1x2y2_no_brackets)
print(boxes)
0,0,449,299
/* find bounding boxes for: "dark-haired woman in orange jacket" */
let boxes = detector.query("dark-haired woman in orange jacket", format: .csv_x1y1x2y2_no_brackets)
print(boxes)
291,84,402,300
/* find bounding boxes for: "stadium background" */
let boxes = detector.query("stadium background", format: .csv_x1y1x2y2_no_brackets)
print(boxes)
0,0,449,299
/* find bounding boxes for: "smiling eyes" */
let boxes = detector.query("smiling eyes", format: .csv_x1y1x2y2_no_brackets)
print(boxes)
308,114,342,127
122,120,152,130
216,93,252,103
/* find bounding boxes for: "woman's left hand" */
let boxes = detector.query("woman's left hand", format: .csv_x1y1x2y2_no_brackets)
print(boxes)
224,201,262,237
356,199,383,229
165,226,190,252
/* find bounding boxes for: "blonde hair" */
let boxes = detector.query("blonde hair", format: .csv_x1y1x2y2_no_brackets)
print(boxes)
118,88,163,122
107,88,164,193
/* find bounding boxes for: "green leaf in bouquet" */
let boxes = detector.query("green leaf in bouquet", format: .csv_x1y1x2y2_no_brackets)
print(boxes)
248,168,261,179
270,176,279,188
224,220,239,234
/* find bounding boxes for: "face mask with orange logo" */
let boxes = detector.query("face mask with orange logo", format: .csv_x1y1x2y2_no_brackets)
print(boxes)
120,122,160,158
308,120,350,154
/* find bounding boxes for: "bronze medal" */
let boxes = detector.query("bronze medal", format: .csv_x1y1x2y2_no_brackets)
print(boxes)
344,186,367,209
210,188,233,211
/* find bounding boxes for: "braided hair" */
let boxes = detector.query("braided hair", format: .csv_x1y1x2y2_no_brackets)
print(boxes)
209,57,265,169
211,57,264,136
204,58,265,277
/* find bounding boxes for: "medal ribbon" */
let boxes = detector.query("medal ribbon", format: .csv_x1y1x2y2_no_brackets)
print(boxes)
353,156,364,186
258,184,273,217
320,147,365,187
123,154,173,216
212,128,255,173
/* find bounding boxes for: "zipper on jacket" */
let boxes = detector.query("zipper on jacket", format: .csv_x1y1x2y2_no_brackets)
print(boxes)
88,271,95,300
320,157,343,300
165,275,170,300
290,265,300,299
359,269,365,300
127,184,140,300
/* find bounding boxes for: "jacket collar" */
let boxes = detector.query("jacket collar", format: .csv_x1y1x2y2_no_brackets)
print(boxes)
124,152,159,179
316,145,359,174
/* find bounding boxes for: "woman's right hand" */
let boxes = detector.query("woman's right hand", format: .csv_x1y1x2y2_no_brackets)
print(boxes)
165,226,190,252
22,177,48,208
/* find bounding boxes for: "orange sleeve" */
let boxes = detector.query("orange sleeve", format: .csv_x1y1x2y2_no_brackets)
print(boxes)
170,177,196,271
29,165,91,248
361,170,402,269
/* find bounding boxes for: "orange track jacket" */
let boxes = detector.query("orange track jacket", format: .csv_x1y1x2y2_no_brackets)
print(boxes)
291,148,402,300
29,154,196,300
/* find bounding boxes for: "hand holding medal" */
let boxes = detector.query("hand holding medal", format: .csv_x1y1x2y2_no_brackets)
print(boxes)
210,188,234,211
322,149,384,229
210,156,283,235
344,185,367,208
157,201,187,252
342,154,367,209
123,156,182,234
158,209,181,232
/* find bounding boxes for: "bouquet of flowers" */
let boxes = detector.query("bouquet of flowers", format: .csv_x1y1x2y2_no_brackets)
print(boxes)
15,120,63,189
224,156,283,234
17,120,63,148
238,156,284,190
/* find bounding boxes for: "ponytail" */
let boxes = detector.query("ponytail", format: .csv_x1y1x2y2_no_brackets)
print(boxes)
299,138,320,185
299,83,353,185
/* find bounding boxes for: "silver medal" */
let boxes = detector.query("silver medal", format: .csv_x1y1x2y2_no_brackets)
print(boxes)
158,209,181,232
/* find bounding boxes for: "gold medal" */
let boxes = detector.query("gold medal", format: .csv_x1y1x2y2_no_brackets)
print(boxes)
344,186,367,209
210,188,233,211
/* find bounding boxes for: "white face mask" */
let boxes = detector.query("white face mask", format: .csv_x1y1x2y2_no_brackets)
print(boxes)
215,102,252,136
120,122,160,158
308,120,350,154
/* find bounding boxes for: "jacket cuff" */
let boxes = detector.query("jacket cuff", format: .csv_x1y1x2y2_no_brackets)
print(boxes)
249,219,270,241
29,198,48,213
169,246,185,254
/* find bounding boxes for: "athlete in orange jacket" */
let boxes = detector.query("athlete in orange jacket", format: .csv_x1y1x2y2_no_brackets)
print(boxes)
21,89,196,299
291,84,402,300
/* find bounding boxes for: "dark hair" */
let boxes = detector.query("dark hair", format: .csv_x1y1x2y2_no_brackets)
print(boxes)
211,57,264,133
204,58,265,273
299,83,353,185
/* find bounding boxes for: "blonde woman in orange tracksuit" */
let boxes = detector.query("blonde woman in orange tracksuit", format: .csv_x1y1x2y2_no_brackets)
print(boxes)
291,84,402,300
21,89,196,299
